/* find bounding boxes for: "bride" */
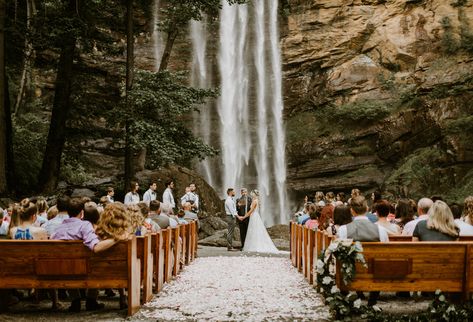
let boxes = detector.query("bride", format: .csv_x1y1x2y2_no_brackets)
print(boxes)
242,190,279,253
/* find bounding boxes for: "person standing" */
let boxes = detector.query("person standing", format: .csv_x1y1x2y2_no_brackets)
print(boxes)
143,182,157,205
189,183,199,213
162,180,176,209
225,188,238,251
106,187,115,203
124,181,140,205
236,188,251,250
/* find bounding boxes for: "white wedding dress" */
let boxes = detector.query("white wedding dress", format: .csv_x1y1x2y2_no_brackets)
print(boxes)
243,202,279,253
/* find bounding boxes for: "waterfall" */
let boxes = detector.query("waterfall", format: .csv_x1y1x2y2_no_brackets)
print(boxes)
152,0,163,71
190,0,288,225
190,18,215,187
268,0,288,224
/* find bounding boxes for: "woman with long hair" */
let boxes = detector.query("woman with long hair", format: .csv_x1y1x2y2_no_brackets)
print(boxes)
412,200,459,241
462,196,473,225
395,199,414,231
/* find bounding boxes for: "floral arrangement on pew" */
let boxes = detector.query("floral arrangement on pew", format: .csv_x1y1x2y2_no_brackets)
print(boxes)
316,238,367,319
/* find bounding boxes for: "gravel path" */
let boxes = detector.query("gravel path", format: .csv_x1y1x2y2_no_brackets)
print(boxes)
134,256,330,321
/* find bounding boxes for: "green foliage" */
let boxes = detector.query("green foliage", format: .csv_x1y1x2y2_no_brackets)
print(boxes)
440,16,459,54
320,100,393,124
451,0,469,7
458,8,473,54
444,168,473,204
108,69,218,168
12,111,48,192
60,155,95,186
445,115,473,134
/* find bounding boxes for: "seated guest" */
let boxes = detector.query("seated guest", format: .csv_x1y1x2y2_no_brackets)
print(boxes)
401,197,433,236
337,196,389,242
149,200,169,229
304,203,319,230
315,191,325,207
10,199,48,240
319,203,334,230
463,196,473,225
296,203,311,225
450,203,473,236
325,192,336,206
47,205,58,220
0,204,15,236
413,200,459,241
127,204,149,236
33,198,49,227
337,196,388,306
336,192,347,205
176,209,188,224
375,200,401,236
44,195,70,237
161,204,178,228
83,201,101,230
52,198,118,312
183,202,200,229
394,199,414,230
328,205,352,237
137,202,161,233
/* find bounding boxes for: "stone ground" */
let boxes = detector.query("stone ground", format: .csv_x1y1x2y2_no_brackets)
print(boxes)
0,246,431,321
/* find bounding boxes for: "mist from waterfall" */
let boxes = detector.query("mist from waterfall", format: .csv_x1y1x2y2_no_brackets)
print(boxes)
152,0,163,71
189,0,288,225
190,18,215,188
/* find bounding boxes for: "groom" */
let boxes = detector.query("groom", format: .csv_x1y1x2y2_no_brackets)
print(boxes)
236,188,251,250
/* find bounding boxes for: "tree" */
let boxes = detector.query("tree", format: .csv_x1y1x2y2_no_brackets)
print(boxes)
124,0,134,191
37,0,78,193
0,0,7,193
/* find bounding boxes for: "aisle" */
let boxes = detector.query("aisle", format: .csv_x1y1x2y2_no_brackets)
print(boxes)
135,255,330,321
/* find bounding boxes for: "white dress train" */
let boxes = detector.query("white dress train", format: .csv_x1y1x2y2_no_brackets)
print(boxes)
243,206,279,253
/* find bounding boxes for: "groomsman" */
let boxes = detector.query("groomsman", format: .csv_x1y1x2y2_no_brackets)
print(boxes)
162,180,175,210
143,182,157,204
236,188,251,250
224,188,238,251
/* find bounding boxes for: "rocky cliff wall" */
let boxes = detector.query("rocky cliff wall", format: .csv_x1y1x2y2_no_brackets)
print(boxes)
281,0,473,202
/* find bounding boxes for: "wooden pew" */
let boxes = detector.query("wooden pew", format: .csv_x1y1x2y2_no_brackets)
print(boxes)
187,221,196,262
336,242,473,300
0,237,141,316
136,234,153,303
161,228,173,283
389,235,412,241
179,224,188,266
172,226,181,277
151,232,165,293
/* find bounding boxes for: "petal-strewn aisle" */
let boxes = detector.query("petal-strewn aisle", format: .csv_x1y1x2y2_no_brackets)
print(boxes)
136,256,330,321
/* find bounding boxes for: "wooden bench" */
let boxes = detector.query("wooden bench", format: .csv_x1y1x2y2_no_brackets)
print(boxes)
387,235,473,242
151,231,165,293
136,234,153,303
0,237,141,316
337,242,473,300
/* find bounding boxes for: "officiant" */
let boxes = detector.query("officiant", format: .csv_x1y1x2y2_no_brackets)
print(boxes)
236,188,252,250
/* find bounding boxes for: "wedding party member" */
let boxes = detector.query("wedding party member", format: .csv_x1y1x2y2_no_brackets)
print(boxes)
236,188,251,250
189,183,199,212
124,181,140,205
413,200,459,241
143,182,158,204
224,188,238,251
106,187,115,203
162,180,176,209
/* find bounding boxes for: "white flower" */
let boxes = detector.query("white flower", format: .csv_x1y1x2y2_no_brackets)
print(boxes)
341,239,353,247
328,242,338,252
353,299,361,309
316,259,325,269
446,305,456,313
322,276,333,285
439,294,446,302
330,285,339,294
372,305,381,312
435,289,442,295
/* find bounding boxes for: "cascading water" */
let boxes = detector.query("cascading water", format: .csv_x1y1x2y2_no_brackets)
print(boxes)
190,0,288,225
190,18,215,188
152,0,163,70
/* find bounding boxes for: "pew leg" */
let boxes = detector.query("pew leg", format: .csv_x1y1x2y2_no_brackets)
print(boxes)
49,289,58,310
119,288,128,310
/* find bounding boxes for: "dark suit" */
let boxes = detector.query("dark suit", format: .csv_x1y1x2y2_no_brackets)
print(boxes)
236,195,252,248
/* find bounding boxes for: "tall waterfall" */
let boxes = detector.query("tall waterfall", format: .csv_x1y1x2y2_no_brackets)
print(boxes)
152,0,163,71
190,18,215,187
190,0,288,225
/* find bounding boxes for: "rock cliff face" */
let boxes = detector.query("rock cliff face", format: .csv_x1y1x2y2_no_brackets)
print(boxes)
281,0,473,201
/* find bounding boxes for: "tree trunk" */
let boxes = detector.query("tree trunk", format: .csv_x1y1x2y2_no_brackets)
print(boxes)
13,0,36,115
124,0,134,191
0,0,7,193
158,26,178,72
37,0,76,194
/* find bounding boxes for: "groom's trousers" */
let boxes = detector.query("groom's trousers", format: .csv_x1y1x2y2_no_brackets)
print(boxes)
225,215,236,248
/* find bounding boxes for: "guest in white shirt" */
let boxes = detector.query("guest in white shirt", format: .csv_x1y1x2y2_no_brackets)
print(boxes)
124,181,140,205
143,182,158,205
224,188,239,251
44,196,71,237
401,197,433,236
162,180,175,209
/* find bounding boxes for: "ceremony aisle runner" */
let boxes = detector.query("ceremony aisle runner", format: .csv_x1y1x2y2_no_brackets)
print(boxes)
136,256,330,321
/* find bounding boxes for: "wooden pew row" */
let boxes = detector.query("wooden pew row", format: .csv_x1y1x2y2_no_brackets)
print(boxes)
390,235,473,241
290,223,473,301
0,237,141,316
